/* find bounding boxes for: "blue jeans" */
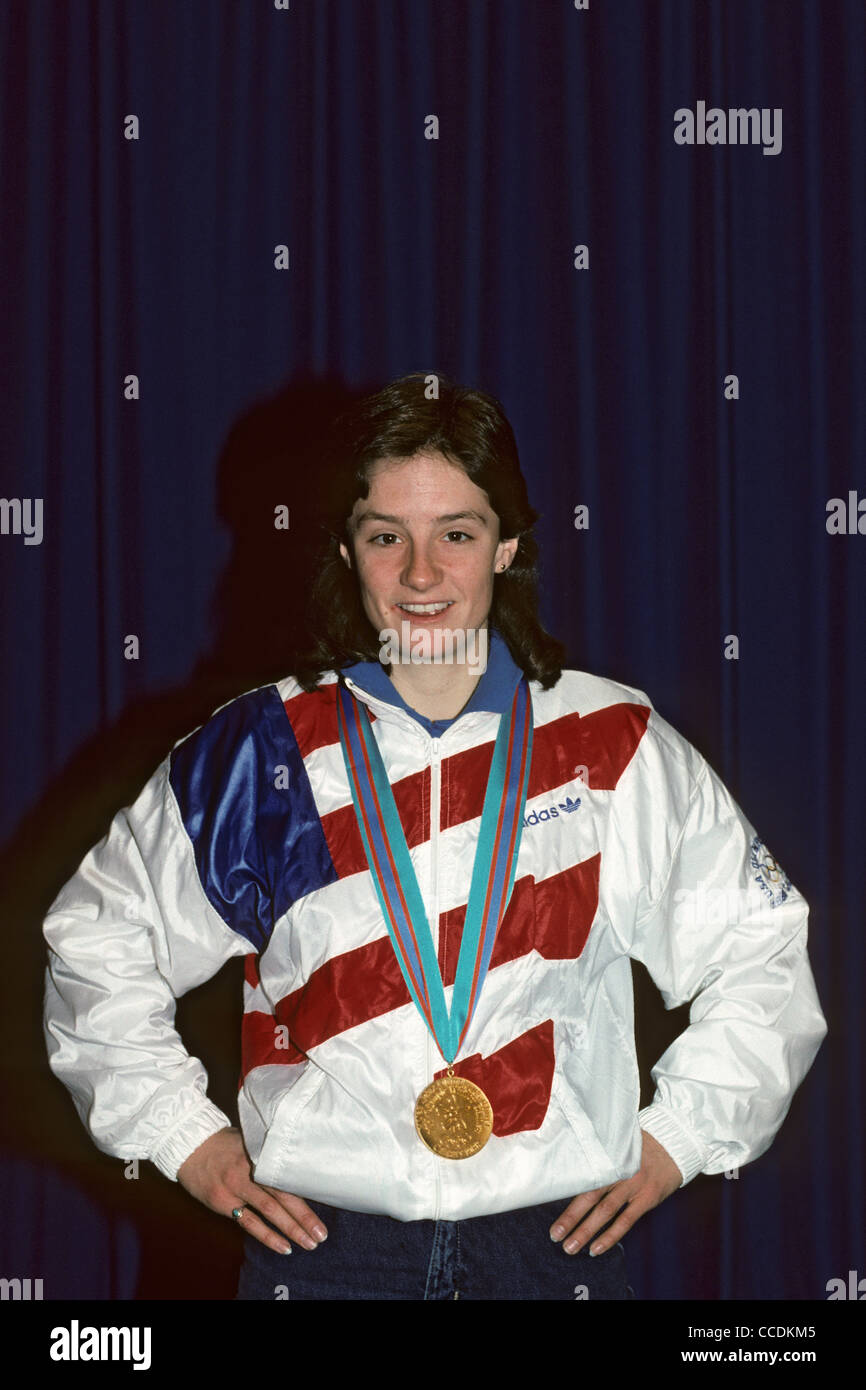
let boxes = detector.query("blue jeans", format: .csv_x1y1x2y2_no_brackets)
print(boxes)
235,1198,636,1300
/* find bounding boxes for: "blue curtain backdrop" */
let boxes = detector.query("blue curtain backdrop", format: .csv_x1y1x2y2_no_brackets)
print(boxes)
0,0,861,1303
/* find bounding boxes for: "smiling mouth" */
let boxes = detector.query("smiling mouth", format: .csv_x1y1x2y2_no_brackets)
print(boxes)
394,601,455,615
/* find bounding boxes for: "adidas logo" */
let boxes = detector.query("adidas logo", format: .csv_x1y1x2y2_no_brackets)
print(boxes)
522,795,581,828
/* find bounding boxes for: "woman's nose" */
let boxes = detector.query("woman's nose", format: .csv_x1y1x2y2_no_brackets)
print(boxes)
401,545,441,586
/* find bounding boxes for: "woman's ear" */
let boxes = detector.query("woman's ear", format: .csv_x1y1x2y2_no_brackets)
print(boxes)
495,537,519,571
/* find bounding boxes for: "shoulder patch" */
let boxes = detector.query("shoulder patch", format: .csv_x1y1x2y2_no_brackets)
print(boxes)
749,835,792,906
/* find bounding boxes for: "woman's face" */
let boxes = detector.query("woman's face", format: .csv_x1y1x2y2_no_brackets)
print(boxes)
339,450,518,658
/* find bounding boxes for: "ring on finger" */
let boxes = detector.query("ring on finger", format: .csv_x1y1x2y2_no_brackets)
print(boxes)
231,1205,248,1223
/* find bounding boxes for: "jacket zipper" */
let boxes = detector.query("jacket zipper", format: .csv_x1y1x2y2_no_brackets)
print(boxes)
429,735,442,1220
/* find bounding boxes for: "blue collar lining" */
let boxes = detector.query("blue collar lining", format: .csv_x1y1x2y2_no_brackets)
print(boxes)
340,627,522,736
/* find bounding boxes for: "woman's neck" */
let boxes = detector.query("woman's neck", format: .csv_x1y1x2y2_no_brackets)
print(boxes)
386,660,482,721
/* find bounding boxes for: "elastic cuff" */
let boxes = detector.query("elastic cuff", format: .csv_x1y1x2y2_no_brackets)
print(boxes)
638,1102,709,1187
150,1100,233,1182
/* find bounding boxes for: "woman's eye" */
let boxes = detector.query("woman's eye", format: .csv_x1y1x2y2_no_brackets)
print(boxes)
369,530,473,545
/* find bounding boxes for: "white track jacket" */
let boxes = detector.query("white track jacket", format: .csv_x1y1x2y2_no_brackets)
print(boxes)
43,642,827,1222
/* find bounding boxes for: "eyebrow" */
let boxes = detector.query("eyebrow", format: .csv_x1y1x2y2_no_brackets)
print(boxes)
354,509,490,528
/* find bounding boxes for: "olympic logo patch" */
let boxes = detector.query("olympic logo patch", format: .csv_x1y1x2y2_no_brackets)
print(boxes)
749,836,792,907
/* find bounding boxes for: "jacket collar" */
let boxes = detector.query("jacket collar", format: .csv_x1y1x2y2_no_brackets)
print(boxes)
338,625,523,736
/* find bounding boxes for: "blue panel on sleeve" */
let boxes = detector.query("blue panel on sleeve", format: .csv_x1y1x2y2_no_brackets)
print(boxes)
169,685,338,951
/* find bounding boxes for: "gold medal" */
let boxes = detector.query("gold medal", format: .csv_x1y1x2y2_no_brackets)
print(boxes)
414,1070,494,1159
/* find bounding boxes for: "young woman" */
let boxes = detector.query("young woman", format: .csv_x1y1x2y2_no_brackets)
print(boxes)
43,373,826,1300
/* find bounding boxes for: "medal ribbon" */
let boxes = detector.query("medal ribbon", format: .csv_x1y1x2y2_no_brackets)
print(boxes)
336,675,533,1065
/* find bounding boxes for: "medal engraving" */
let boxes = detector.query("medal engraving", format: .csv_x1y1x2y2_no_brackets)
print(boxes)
414,1074,494,1158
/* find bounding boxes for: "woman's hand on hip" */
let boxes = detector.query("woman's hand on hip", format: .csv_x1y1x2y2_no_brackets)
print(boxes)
176,1126,328,1255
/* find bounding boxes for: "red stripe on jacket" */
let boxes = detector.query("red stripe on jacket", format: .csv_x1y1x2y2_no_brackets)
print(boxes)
240,854,600,1074
434,1018,556,1137
311,693,649,880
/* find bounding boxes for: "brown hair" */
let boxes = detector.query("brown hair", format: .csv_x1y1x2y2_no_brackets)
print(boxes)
289,371,566,690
